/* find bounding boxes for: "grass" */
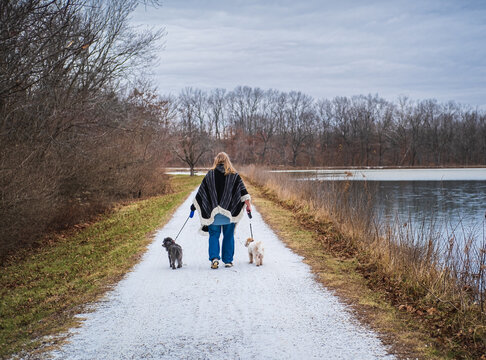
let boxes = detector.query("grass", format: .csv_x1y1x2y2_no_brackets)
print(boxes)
242,171,484,359
0,175,202,359
241,165,486,358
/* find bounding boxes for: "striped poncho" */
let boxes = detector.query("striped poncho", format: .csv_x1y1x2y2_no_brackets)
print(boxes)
193,164,250,228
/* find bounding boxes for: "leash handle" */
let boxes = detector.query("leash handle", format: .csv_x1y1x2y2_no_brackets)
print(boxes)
247,208,254,238
174,215,190,241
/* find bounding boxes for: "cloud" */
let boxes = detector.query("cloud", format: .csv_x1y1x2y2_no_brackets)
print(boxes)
131,0,486,107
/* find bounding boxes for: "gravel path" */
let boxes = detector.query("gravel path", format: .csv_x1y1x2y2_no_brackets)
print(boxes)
49,190,394,360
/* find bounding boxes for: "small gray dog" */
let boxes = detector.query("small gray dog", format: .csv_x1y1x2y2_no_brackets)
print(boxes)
162,237,183,269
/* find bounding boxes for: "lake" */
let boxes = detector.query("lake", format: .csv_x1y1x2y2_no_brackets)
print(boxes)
272,168,486,245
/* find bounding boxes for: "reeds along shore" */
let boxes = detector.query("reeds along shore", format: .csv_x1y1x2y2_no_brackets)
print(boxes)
241,165,486,357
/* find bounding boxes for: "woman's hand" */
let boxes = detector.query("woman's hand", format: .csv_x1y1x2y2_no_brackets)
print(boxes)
245,199,251,212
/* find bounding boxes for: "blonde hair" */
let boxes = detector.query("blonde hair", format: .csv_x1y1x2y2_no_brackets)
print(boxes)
212,152,236,175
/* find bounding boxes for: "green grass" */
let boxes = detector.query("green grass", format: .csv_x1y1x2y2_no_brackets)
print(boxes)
0,175,202,358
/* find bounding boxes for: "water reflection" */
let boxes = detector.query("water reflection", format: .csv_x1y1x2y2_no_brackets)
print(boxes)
287,170,486,244
373,181,486,242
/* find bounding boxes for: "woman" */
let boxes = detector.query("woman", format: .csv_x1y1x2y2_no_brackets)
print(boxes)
190,152,251,269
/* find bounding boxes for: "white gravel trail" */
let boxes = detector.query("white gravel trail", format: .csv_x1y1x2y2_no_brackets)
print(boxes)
49,190,394,360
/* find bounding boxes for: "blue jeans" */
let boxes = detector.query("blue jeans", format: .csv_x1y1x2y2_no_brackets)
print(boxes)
208,214,235,263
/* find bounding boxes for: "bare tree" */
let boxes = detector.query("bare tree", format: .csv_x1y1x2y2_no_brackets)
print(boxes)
286,91,315,166
375,102,394,166
315,99,332,164
207,88,226,139
173,88,210,175
329,97,352,165
252,90,283,163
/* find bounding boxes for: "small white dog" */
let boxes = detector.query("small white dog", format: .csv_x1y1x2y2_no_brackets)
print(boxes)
245,238,264,266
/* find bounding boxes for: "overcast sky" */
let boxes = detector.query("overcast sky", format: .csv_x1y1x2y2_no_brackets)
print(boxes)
131,0,486,108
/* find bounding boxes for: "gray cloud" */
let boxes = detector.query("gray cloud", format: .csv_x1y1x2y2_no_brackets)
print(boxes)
131,0,486,107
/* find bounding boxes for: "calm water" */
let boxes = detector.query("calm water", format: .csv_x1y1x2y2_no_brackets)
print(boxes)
278,169,486,243
373,181,486,239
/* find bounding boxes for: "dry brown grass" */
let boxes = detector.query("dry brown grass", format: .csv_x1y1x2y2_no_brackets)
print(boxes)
246,180,438,359
241,165,486,359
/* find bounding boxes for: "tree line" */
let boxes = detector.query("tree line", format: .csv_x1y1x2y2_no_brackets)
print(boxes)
0,0,167,255
172,87,486,170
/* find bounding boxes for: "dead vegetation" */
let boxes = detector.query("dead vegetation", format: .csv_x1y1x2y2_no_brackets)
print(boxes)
242,165,486,359
0,0,169,257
